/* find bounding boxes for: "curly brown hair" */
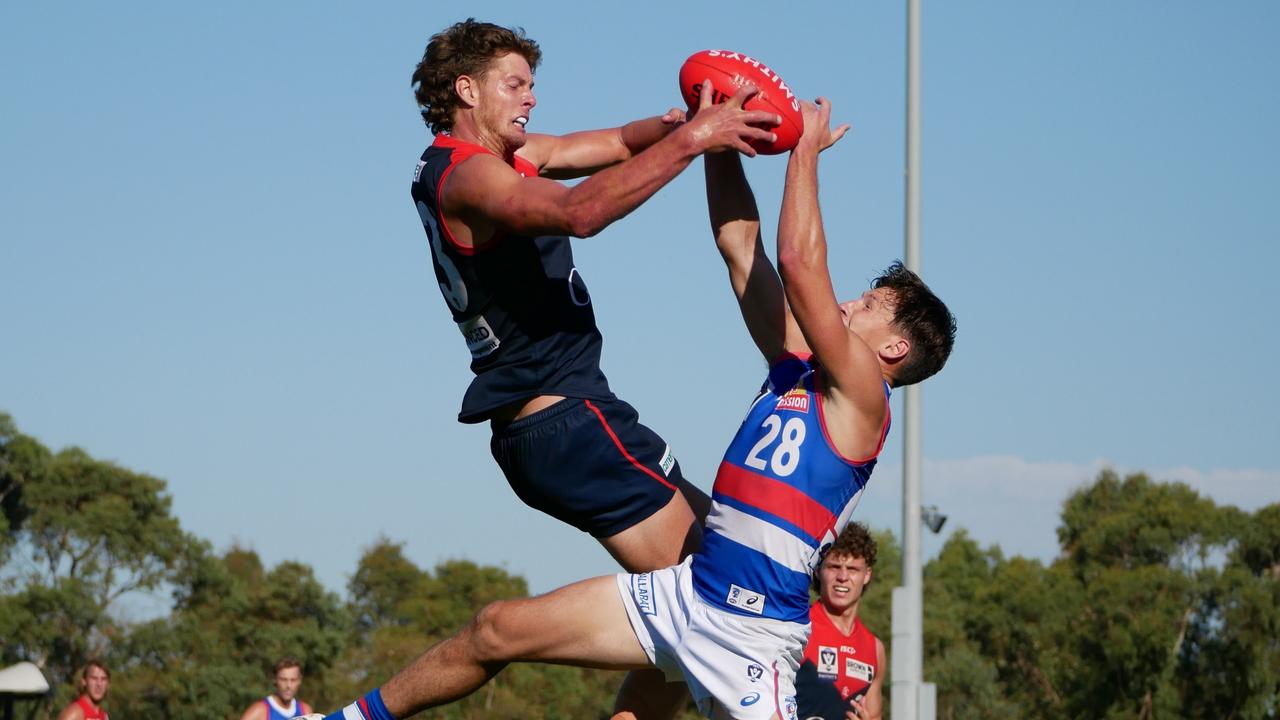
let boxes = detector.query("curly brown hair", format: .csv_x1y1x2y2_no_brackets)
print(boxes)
812,522,879,592
826,522,877,567
411,19,542,134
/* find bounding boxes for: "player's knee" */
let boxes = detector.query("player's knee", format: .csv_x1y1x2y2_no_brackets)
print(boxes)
468,600,517,663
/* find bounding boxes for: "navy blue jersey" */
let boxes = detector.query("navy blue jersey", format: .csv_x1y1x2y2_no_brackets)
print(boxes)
411,135,615,423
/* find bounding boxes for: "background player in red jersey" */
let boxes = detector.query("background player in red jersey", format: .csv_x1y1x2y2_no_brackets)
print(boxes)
796,524,885,720
55,661,109,720
238,658,313,720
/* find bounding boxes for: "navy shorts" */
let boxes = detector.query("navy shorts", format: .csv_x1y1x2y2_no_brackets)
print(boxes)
490,397,685,538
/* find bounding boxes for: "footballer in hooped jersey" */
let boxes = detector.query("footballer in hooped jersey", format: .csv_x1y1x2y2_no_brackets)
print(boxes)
306,26,954,720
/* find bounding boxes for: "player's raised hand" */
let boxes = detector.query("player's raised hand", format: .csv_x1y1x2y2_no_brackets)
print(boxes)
684,79,780,157
795,97,850,154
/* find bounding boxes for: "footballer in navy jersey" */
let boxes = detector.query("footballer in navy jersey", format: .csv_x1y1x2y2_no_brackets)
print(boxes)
402,20,778,578
310,18,786,720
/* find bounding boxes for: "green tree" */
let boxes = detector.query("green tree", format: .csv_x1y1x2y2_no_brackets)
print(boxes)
0,413,206,712
335,540,625,720
110,545,350,719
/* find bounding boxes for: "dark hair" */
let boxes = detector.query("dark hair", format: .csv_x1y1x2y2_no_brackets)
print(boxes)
411,19,542,134
273,657,303,676
812,523,878,592
873,261,956,387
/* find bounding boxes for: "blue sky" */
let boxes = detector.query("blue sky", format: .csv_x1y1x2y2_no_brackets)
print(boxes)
3,2,1277,605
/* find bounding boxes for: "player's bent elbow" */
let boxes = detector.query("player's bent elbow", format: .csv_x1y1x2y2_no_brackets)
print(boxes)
566,211,606,239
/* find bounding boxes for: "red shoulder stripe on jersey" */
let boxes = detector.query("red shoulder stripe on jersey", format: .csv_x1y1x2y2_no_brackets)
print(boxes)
585,400,678,492
813,369,891,465
431,135,513,256
715,461,836,540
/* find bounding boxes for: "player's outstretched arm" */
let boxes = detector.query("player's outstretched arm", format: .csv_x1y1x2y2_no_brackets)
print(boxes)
704,150,802,360
776,99,883,412
521,109,686,180
445,82,779,240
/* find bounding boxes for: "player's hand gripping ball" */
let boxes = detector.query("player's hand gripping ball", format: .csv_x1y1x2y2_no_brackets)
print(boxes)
679,49,803,155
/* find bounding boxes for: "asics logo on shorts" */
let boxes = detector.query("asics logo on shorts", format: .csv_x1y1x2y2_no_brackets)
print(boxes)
739,692,761,707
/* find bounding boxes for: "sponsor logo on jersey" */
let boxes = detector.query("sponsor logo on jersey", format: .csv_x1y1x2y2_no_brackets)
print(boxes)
783,695,798,720
777,388,810,413
726,584,766,615
459,315,500,359
845,658,874,683
746,663,764,683
818,645,839,675
632,573,656,616
842,645,857,655
414,160,427,183
739,692,761,707
659,445,676,477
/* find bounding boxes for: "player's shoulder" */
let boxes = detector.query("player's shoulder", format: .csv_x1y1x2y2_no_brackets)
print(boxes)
56,703,84,720
238,700,267,720
515,133,557,171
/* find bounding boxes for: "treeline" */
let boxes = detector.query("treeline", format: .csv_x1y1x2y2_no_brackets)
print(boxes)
2,412,1277,719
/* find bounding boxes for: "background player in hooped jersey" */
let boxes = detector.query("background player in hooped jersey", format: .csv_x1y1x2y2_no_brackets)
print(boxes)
795,523,885,720
238,658,312,720
301,96,954,720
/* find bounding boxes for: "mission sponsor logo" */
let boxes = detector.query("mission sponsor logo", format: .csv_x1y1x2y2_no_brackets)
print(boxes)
776,388,809,413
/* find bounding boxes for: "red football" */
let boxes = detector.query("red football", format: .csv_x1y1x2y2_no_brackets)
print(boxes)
679,49,803,155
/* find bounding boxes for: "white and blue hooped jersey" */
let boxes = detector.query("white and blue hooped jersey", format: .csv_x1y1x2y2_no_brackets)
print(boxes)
691,352,890,623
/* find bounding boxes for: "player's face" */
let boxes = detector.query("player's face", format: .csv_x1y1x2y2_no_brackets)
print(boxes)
84,667,109,703
474,52,536,153
273,666,302,702
838,288,897,343
819,553,871,613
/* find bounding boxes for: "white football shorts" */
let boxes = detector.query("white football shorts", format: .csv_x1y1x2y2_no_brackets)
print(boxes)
616,556,809,720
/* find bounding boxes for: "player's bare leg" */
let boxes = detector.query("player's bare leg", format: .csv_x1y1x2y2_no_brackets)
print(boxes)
601,481,709,573
603,479,710,720
376,575,650,717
